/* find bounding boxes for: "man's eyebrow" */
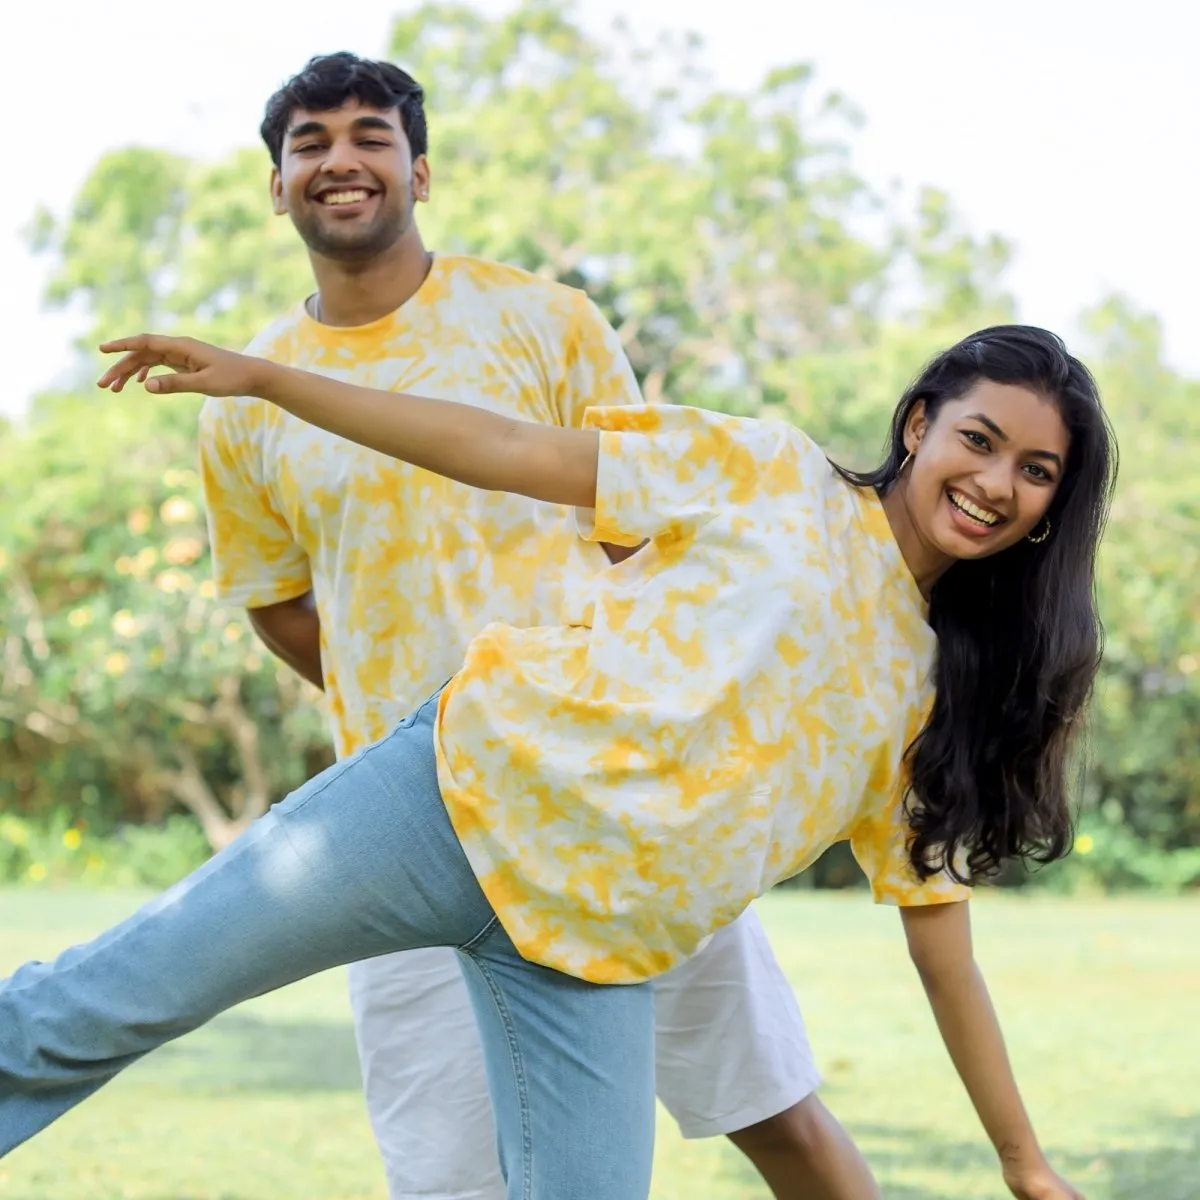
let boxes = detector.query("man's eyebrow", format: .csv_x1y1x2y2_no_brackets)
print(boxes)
287,120,328,140
287,116,398,140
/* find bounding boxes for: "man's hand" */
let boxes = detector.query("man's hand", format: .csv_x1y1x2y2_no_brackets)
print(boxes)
1003,1157,1086,1200
98,335,267,397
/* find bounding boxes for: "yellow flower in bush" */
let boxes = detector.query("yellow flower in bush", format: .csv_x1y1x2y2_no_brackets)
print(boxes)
155,569,193,595
223,622,243,643
1075,834,1095,855
105,651,130,677
112,610,140,638
1180,655,1198,676
160,496,198,525
126,507,152,535
62,828,83,851
199,580,217,599
164,537,203,566
0,817,30,847
27,863,47,882
67,606,93,628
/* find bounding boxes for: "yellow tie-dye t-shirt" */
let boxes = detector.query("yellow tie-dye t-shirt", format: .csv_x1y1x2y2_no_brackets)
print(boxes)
435,404,971,984
199,255,642,756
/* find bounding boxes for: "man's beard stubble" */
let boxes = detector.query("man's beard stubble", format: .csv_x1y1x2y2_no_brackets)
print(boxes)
291,194,413,264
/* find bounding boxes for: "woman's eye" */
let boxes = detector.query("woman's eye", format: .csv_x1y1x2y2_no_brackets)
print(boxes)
360,140,390,148
963,430,989,449
1024,464,1053,482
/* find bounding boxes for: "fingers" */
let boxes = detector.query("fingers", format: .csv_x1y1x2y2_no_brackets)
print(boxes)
95,332,236,398
96,333,203,393
97,351,150,391
98,333,187,355
145,371,209,396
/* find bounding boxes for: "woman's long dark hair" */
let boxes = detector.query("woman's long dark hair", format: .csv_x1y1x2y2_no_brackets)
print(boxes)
835,326,1118,883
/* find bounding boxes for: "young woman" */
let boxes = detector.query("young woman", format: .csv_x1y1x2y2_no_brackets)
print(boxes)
0,325,1115,1200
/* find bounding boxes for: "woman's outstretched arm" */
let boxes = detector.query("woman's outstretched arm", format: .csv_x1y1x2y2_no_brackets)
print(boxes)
901,901,1085,1200
98,334,601,509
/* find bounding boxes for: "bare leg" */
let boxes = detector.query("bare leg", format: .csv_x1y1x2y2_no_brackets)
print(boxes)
727,1095,881,1200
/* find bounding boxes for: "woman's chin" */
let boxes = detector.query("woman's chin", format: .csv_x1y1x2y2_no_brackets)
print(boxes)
929,517,1015,562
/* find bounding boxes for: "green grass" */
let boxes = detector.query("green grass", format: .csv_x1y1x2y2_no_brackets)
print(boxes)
0,889,1195,1198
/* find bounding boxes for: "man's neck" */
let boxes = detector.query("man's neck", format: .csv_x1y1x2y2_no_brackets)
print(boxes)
308,225,433,328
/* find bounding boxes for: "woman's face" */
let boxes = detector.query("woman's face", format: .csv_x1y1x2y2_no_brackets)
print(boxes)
901,380,1071,567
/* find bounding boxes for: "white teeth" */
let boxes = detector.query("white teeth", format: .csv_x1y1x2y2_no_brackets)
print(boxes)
321,190,370,206
948,490,1000,526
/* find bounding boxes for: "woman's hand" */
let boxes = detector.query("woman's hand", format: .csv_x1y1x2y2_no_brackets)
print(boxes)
98,335,268,398
1003,1156,1086,1200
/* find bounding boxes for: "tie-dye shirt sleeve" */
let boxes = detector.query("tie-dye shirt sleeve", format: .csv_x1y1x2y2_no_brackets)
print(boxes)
577,405,793,547
553,295,644,428
849,780,972,906
198,397,312,608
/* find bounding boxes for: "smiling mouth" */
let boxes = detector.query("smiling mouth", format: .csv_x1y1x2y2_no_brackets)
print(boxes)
947,487,1005,529
315,188,376,207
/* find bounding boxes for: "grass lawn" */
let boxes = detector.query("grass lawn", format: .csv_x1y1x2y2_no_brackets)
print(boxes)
0,888,1195,1199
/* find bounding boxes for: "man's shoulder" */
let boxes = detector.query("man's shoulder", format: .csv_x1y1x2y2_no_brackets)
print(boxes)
438,254,594,321
241,305,308,357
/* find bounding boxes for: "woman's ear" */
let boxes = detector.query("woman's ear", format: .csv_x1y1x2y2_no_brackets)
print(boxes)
904,399,929,454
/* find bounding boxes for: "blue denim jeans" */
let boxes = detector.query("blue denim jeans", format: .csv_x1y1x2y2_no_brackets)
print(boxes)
0,693,656,1198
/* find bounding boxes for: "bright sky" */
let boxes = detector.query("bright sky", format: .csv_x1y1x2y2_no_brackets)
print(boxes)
4,0,1197,417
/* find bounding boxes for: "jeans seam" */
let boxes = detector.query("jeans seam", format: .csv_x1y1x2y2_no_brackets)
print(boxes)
283,691,442,820
280,725,411,820
463,946,534,1199
457,915,500,954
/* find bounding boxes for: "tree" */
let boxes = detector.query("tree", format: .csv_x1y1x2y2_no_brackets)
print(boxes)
0,392,330,848
1081,296,1200,853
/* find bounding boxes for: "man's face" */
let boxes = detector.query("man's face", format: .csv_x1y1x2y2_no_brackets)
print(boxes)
271,99,429,262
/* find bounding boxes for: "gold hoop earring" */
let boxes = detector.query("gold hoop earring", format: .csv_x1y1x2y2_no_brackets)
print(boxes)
1027,519,1052,544
898,451,913,475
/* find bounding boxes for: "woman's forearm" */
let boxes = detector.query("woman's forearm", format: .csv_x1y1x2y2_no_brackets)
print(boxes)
254,359,601,508
902,902,1047,1175
918,958,1043,1166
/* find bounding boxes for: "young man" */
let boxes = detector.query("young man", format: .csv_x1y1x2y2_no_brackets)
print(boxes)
199,52,877,1199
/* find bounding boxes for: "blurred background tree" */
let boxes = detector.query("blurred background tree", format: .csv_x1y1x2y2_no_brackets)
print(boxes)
2,0,1195,889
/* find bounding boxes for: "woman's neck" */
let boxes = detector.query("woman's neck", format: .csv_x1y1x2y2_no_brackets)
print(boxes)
880,481,953,601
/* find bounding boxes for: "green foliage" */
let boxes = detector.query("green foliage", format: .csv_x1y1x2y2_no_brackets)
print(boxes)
0,812,209,890
0,390,331,848
8,1,1198,877
1044,820,1200,894
1081,298,1200,861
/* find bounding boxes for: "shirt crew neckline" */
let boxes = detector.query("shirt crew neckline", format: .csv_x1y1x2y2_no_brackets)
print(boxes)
297,253,445,341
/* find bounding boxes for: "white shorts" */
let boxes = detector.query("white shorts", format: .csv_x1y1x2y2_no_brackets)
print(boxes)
347,905,820,1200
